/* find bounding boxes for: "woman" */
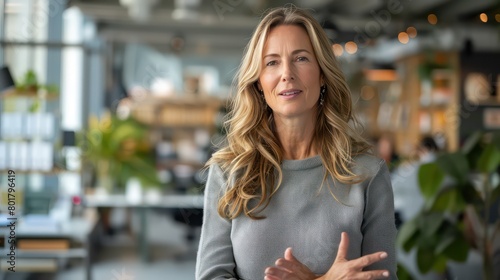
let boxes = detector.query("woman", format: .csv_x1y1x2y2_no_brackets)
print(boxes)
196,6,396,280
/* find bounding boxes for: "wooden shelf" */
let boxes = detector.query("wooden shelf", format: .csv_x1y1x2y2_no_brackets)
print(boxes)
0,168,72,175
131,95,223,129
0,248,86,258
1,88,58,99
0,258,58,272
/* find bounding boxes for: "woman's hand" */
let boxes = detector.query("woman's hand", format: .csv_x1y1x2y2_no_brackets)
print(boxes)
264,232,390,280
319,232,389,280
264,247,317,280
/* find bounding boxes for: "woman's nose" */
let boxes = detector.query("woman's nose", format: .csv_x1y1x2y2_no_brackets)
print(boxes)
281,62,295,82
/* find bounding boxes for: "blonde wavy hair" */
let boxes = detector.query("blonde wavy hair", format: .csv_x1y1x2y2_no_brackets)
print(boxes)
209,5,371,220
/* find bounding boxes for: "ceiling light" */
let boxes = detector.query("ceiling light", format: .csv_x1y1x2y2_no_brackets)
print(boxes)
428,14,438,25
398,32,409,44
406,27,417,38
345,42,357,55
332,44,344,57
480,13,488,23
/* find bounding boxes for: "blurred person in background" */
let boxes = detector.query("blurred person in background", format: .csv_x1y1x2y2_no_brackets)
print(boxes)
375,134,400,171
196,5,397,280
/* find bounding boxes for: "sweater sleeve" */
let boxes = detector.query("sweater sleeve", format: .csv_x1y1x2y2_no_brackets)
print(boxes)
195,164,239,280
361,160,398,279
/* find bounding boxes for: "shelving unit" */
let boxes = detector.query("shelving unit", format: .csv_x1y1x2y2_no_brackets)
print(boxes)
357,52,460,157
129,94,225,174
0,87,93,277
0,210,97,279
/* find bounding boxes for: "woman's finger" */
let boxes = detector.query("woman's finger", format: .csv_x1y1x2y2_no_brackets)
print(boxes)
334,232,349,262
284,247,298,262
265,266,290,279
351,251,388,270
264,275,282,280
355,269,390,279
275,258,298,272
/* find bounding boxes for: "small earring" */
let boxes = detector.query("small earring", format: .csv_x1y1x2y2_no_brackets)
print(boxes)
320,86,326,106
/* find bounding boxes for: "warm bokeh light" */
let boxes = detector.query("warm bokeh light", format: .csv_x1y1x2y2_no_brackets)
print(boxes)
428,14,438,25
364,69,398,82
345,41,358,54
332,43,344,56
480,13,488,23
361,86,376,100
398,32,409,44
496,14,500,22
406,26,417,38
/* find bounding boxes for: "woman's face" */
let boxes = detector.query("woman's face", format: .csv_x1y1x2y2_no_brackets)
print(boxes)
258,24,322,121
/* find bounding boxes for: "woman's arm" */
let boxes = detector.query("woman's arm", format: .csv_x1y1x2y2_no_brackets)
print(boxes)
361,160,398,278
196,164,238,280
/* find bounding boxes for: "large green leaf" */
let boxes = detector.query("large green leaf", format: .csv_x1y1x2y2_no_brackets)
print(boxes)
431,255,448,273
460,183,484,205
435,226,457,254
492,184,500,202
461,131,482,155
436,152,469,186
397,263,416,280
442,234,469,262
417,247,436,273
397,218,420,252
477,144,500,173
419,213,444,238
490,132,500,150
418,163,445,199
431,187,467,212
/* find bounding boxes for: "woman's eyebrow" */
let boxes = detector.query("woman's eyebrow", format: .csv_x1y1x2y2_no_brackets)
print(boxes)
263,49,311,59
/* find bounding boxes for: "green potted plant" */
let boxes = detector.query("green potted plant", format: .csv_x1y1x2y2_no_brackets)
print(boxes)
397,132,500,279
79,112,160,192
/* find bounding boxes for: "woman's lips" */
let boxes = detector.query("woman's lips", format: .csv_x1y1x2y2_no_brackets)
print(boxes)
278,89,302,98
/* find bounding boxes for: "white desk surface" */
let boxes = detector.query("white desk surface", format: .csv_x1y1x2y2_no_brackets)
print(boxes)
84,194,204,208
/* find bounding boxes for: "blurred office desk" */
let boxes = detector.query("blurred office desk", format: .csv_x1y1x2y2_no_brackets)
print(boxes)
84,194,204,208
83,194,204,262
0,209,98,280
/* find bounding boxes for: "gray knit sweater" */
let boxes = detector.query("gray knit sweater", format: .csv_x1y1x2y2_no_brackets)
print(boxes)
196,154,397,280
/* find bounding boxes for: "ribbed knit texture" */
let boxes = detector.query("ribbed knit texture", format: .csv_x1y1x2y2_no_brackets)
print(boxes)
196,154,397,280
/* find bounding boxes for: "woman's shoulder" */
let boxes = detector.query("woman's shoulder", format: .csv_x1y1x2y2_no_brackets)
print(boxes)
351,153,386,178
207,162,229,181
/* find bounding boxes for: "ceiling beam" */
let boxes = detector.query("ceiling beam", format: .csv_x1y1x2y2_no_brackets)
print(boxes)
71,2,260,30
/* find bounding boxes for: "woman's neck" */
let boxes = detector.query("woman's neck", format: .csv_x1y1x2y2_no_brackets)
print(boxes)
274,116,318,160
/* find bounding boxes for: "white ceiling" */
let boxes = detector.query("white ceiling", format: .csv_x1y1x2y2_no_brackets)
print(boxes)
70,0,500,58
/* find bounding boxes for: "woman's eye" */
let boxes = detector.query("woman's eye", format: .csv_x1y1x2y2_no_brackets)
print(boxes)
266,61,277,66
297,56,308,62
